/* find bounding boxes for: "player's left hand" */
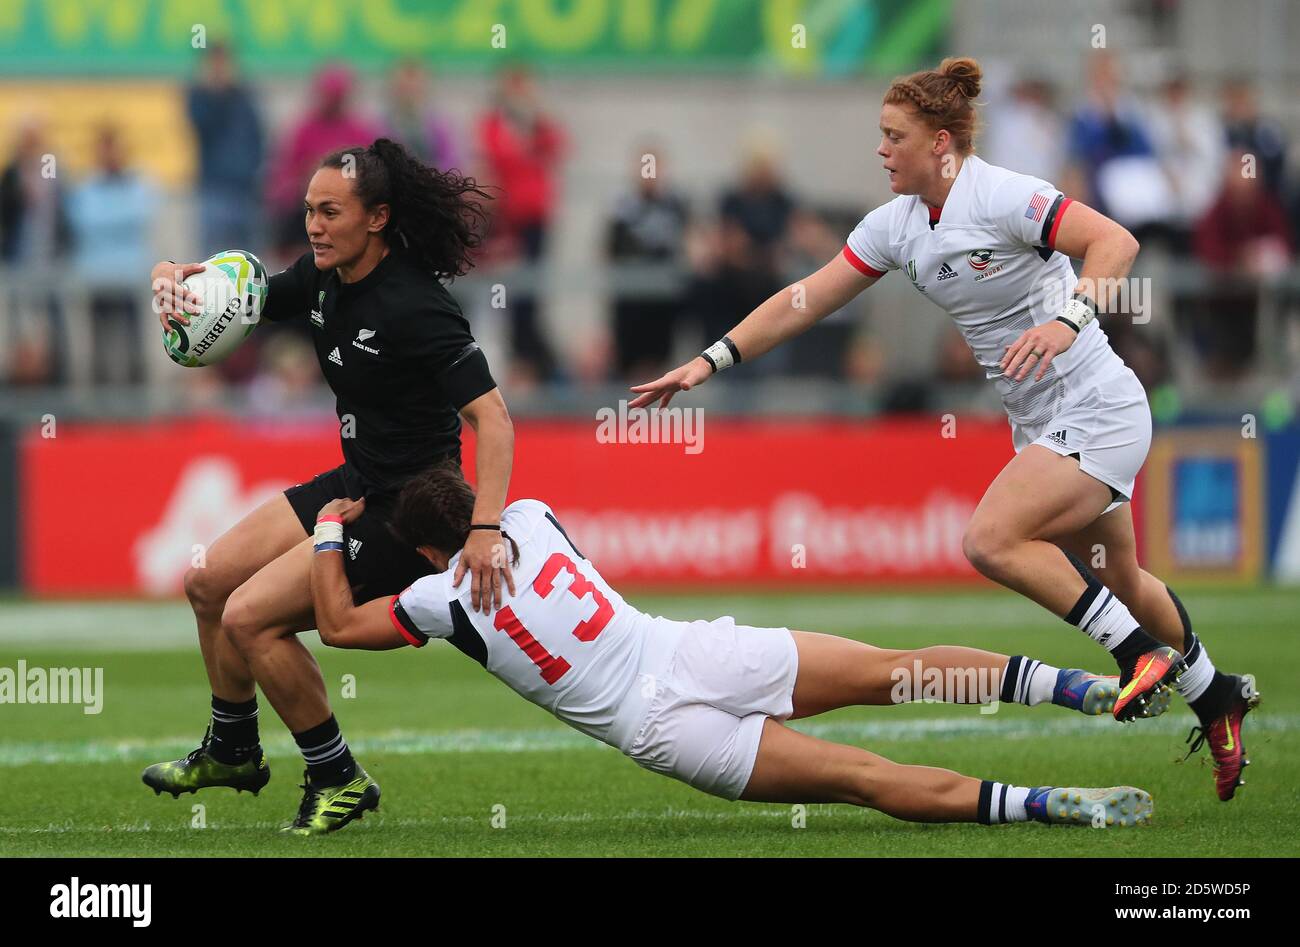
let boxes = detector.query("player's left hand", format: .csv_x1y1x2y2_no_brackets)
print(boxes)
455,528,517,614
317,497,366,525
1000,319,1078,383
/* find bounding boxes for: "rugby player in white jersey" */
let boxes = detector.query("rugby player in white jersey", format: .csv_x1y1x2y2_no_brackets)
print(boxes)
630,57,1258,802
307,461,1157,829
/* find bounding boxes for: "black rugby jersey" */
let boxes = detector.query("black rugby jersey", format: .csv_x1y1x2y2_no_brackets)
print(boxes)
262,250,496,496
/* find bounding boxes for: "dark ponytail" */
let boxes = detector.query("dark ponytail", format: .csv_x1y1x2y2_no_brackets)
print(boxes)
320,138,492,280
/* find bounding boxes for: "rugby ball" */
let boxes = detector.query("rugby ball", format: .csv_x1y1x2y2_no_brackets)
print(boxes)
162,249,268,367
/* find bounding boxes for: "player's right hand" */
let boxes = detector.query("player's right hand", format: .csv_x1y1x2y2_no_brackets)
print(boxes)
151,261,207,330
628,356,714,410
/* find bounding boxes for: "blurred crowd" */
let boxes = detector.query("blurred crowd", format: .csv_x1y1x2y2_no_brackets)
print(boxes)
1,46,1296,405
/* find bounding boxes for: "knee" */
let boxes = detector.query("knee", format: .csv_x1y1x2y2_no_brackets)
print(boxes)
220,591,264,653
962,518,1016,579
184,565,232,621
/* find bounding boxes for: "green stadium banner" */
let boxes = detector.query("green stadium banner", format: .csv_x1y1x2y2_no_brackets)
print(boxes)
0,0,949,76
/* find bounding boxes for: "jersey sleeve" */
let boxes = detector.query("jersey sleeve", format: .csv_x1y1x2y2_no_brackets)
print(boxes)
398,291,498,410
389,573,457,648
988,175,1074,251
843,204,897,278
261,252,316,323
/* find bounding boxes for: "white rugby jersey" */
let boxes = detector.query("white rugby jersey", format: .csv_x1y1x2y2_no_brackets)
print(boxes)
389,499,679,750
844,155,1127,430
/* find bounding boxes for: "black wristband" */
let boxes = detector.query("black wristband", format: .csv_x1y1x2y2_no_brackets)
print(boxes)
699,349,719,373
469,524,501,531
722,335,742,365
1054,316,1080,333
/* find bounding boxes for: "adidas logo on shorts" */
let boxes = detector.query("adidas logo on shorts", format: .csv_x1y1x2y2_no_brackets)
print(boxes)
348,537,363,560
328,347,343,366
936,262,958,281
1046,429,1068,446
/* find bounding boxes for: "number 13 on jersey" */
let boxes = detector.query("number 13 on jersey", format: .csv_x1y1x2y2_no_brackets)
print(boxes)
492,552,614,685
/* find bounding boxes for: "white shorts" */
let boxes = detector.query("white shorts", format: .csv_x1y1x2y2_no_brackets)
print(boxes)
623,616,799,801
1011,367,1151,515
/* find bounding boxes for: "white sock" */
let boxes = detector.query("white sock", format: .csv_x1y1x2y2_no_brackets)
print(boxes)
1077,589,1139,652
1001,656,1061,706
1174,634,1215,703
982,782,1031,823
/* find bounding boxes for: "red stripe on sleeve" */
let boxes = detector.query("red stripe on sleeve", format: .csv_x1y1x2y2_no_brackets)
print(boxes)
842,245,886,278
388,596,426,648
1047,198,1074,249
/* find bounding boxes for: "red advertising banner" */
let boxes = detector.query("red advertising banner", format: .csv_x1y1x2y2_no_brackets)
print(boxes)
21,416,1024,595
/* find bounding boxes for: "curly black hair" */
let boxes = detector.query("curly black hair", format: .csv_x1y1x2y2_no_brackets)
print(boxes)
319,138,492,280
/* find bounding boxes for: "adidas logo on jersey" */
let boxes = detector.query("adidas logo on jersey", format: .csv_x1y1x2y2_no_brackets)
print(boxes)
1046,430,1068,446
936,262,958,281
348,537,363,560
328,347,343,366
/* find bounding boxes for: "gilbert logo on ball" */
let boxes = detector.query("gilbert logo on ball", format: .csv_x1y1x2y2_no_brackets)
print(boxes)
163,249,268,367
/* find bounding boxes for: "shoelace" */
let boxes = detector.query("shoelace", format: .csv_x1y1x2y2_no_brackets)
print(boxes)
293,772,324,826
1183,725,1208,761
183,725,214,764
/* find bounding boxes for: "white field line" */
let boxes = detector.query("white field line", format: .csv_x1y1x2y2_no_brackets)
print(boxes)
0,808,849,837
2,713,1295,768
3,591,1298,652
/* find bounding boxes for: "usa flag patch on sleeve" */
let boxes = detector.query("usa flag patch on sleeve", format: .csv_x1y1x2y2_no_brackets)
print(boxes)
1025,193,1050,221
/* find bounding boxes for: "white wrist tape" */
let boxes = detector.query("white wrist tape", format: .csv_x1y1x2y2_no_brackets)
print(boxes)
313,517,345,552
1055,297,1096,333
701,336,741,373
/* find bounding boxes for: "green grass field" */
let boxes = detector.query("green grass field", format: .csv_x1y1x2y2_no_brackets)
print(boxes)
1,587,1297,857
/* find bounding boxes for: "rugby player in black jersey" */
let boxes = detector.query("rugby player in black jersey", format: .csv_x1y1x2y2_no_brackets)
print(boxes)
143,139,516,834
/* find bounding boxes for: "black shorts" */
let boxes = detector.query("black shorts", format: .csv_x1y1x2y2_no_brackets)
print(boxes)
284,463,437,605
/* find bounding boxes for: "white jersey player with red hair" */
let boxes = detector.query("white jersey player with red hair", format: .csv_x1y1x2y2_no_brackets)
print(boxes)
308,462,1158,828
631,56,1258,802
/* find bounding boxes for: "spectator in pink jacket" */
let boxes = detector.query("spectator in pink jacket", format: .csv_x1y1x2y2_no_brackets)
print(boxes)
266,64,384,259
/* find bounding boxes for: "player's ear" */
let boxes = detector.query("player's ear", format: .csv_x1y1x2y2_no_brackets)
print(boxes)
369,202,391,234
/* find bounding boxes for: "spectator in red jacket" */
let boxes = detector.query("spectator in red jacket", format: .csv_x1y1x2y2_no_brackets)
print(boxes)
477,67,567,385
1188,150,1293,379
1194,151,1292,272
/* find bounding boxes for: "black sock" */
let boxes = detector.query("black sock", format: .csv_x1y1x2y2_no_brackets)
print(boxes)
1165,584,1194,653
1189,671,1240,725
1166,586,1237,722
293,715,356,786
1109,631,1168,674
208,695,260,765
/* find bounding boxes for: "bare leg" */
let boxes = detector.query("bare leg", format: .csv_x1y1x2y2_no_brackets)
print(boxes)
741,719,981,822
1056,504,1185,652
962,446,1113,616
222,537,331,733
788,631,1010,718
183,494,308,701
